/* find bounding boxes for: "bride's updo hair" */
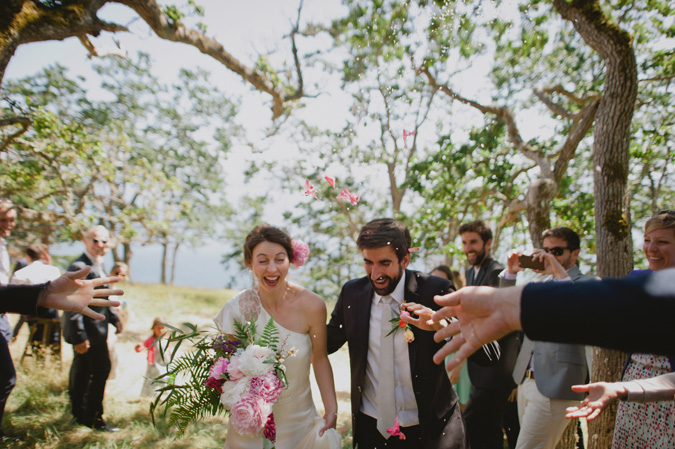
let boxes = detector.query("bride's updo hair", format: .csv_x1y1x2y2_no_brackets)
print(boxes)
244,224,295,267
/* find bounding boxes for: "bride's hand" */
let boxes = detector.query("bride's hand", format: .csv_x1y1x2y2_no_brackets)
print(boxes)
319,411,337,436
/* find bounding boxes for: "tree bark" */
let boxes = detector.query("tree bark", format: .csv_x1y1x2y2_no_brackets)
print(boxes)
0,0,303,119
553,1,637,448
160,240,168,285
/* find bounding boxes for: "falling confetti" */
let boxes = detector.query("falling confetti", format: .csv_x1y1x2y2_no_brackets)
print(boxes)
403,129,416,149
337,188,361,206
303,179,318,200
324,176,336,188
408,247,420,253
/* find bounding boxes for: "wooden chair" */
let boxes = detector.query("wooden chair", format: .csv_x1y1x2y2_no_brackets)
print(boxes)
21,317,62,364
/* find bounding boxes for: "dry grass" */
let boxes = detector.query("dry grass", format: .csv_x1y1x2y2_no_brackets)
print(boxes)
4,282,353,448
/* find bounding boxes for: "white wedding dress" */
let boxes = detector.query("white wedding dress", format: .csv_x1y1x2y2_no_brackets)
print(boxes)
213,289,341,449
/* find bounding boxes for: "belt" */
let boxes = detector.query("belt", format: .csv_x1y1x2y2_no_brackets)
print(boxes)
524,369,535,380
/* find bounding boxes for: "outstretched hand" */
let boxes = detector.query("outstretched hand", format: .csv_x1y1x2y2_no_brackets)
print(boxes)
565,382,627,421
38,267,123,321
430,286,523,370
401,302,447,331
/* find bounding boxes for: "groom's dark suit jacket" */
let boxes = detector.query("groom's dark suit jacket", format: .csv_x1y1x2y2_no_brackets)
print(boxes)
327,269,499,448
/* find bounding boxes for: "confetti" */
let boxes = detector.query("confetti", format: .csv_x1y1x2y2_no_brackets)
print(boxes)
408,247,420,253
324,176,336,188
337,188,361,206
387,418,406,440
403,129,416,149
303,179,318,200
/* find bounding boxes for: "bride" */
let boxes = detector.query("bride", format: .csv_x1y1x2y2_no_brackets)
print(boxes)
214,224,341,449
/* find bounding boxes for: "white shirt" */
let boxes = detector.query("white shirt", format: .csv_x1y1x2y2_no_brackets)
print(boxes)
84,250,105,272
361,272,419,427
0,238,10,285
10,260,62,285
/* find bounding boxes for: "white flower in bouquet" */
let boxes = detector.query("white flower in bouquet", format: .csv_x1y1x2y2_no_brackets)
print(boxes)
237,344,275,377
221,377,251,409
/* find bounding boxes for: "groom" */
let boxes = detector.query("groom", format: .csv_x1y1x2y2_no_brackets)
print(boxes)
327,218,499,449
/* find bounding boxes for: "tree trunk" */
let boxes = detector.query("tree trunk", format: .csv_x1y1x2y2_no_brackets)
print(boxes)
555,419,577,449
525,178,556,247
160,241,168,285
169,241,180,285
553,1,638,448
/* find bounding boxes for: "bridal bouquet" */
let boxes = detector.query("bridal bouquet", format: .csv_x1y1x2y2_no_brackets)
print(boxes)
150,317,295,448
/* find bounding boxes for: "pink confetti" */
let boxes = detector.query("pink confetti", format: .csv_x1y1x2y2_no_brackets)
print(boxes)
324,176,336,188
337,188,361,206
408,247,420,253
304,179,318,200
403,129,416,149
386,418,406,440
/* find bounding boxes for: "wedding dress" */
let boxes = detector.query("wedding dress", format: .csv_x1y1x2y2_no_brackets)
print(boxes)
214,289,341,449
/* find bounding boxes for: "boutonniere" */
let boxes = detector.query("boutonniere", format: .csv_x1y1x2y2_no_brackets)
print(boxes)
386,303,415,343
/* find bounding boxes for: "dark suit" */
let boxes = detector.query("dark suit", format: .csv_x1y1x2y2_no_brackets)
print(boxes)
463,257,521,449
327,270,498,449
62,254,118,427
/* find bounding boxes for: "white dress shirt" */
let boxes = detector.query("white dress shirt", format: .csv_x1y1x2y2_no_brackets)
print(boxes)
361,272,419,427
0,238,10,284
10,260,61,285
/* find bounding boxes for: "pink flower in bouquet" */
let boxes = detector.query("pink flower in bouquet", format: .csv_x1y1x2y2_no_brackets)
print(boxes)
250,372,284,403
208,357,229,381
227,356,245,381
263,413,276,442
205,377,224,393
292,239,310,268
231,393,272,435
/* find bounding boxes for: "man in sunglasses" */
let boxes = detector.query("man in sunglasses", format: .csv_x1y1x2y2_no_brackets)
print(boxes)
499,227,596,449
63,225,122,432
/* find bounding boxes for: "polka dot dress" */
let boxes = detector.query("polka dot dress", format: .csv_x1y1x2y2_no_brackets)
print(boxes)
612,353,675,448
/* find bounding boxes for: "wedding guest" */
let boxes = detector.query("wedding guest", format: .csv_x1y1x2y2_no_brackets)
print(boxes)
426,268,675,365
327,218,499,449
601,210,675,448
11,244,62,350
0,267,122,317
135,317,168,397
459,220,520,449
431,264,471,408
0,199,18,442
63,225,121,431
565,372,675,421
500,227,594,449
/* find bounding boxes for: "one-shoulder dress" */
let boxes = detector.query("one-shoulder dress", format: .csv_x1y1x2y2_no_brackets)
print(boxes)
213,289,341,449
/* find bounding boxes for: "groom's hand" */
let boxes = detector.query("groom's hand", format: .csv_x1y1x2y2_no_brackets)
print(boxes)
401,302,447,331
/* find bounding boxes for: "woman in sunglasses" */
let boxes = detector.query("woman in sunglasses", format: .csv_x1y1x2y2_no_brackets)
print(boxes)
565,209,675,448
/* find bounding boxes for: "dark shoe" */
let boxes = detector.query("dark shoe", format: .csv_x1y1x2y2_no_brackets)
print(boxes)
92,419,120,432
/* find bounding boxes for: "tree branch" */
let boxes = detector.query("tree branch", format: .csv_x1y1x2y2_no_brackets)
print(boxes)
0,115,31,152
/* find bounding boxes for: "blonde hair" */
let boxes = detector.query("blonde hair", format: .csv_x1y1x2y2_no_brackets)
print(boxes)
645,210,675,235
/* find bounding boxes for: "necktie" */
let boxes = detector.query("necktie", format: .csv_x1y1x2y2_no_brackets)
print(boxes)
377,295,396,438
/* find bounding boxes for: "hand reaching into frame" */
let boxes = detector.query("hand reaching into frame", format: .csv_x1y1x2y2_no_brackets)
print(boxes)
37,267,123,320
565,382,628,421
430,286,523,370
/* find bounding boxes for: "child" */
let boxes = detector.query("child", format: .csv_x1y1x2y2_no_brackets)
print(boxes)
135,317,168,397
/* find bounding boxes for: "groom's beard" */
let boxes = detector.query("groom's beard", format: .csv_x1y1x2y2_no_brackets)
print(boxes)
369,266,404,296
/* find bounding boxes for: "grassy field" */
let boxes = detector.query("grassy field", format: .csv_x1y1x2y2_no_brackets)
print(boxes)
4,283,353,448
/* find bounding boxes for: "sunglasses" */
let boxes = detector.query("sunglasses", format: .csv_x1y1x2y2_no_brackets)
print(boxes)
542,246,568,256
92,238,108,245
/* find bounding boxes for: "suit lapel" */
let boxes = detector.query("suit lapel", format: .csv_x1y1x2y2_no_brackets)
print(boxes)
466,266,475,286
357,280,373,360
404,270,420,371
